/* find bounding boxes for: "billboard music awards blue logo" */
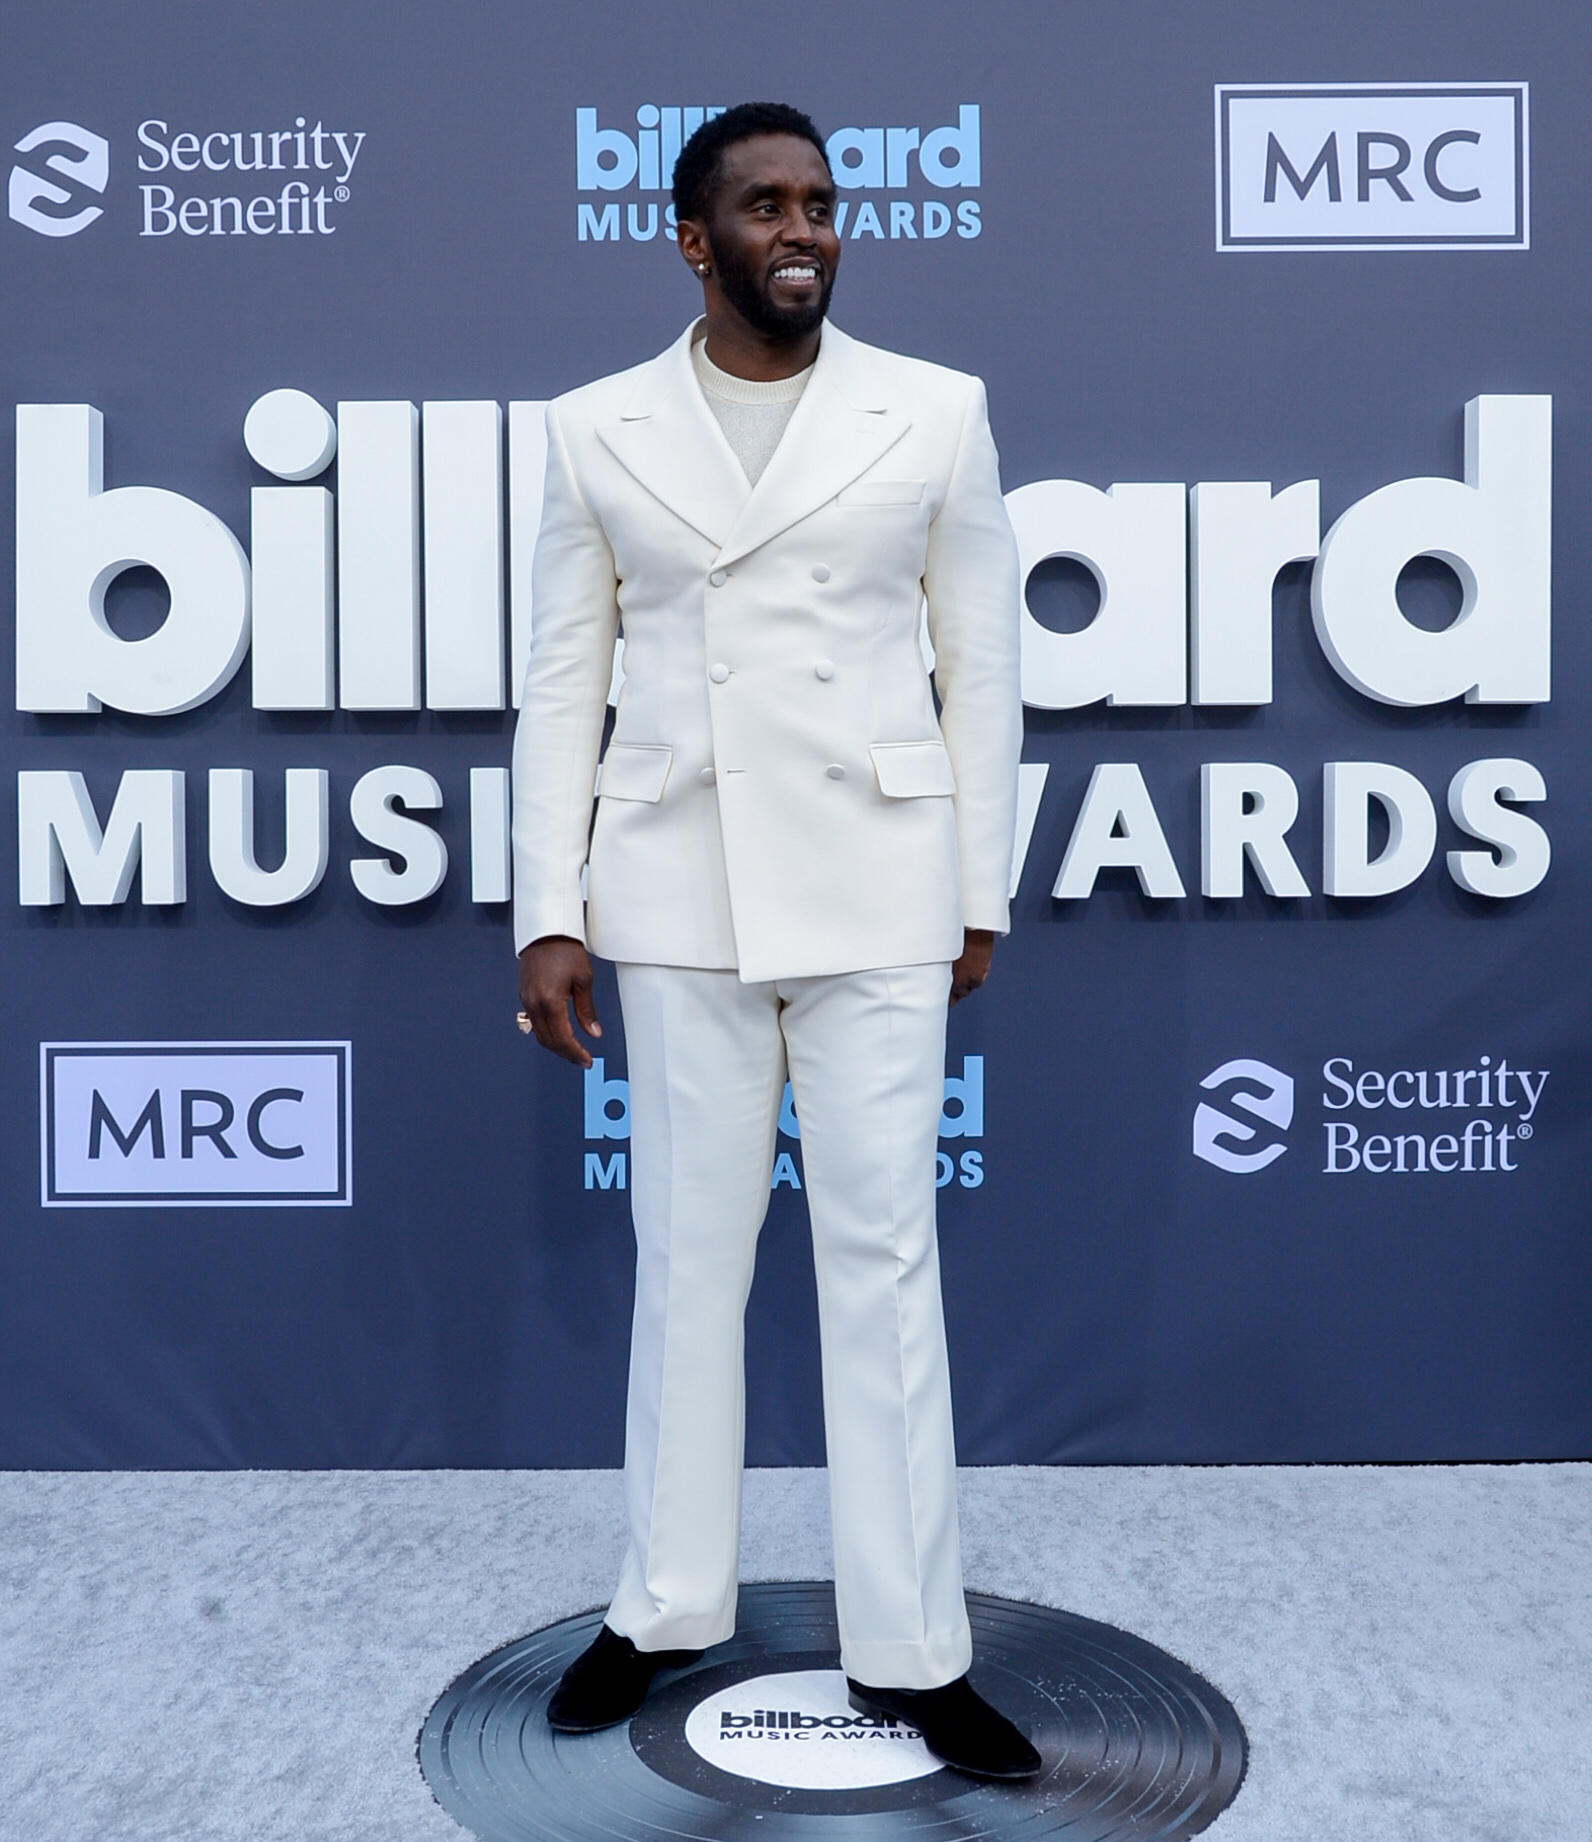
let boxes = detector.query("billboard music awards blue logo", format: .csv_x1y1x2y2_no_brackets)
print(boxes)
1193,1054,1550,1175
8,115,366,240
576,104,982,243
1216,82,1529,251
40,1042,351,1207
581,1056,985,1194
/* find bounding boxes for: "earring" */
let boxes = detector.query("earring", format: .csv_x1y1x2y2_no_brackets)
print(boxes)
697,263,710,275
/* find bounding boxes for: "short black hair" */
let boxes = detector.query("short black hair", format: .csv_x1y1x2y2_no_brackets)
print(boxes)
671,102,830,224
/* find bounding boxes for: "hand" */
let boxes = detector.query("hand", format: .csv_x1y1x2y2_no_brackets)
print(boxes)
518,936,603,1066
950,929,995,1007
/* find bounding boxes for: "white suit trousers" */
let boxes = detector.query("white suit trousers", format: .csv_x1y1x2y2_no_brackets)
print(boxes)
605,960,973,1690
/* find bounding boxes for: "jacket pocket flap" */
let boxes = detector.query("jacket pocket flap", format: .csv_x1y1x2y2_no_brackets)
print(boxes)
598,743,673,802
869,741,956,798
838,478,927,508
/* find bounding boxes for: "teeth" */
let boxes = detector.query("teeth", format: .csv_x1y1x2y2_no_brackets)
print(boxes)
775,265,816,280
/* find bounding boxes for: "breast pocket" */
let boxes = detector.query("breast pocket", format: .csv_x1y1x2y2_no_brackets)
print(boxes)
837,478,927,509
597,744,673,802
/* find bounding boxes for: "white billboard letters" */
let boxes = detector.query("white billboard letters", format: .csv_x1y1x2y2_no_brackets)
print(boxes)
337,399,420,710
1053,764,1187,899
1190,480,1320,705
1201,763,1310,899
14,393,1550,717
348,765,448,905
250,484,334,709
208,768,330,906
15,404,250,714
245,388,337,709
1312,395,1551,707
1008,480,1186,709
469,768,513,904
18,769,186,905
423,400,505,710
7,390,1557,916
1008,394,1548,713
1323,762,1438,898
1445,758,1550,898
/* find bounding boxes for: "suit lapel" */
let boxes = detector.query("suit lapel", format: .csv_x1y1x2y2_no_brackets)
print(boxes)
713,322,911,571
596,321,749,549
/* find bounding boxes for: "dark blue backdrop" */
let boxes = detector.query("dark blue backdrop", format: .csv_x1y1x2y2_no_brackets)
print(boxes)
2,0,1587,1467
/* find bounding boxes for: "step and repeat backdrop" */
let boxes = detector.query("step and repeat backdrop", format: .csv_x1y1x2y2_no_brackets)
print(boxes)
3,1,1587,1466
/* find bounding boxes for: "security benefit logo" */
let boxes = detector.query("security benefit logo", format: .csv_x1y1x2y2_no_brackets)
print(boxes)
9,122,108,236
41,1042,351,1206
1193,1054,1549,1177
683,1671,939,1791
580,1057,986,1193
1216,83,1528,251
576,104,982,243
8,115,366,241
1193,1059,1293,1174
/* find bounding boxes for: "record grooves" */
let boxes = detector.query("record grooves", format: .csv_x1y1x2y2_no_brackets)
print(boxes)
418,1581,1246,1842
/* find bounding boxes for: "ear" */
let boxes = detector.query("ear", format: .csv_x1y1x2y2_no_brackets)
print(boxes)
676,216,711,275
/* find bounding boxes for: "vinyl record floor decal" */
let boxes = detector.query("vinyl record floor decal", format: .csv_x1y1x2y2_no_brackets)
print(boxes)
418,1583,1246,1842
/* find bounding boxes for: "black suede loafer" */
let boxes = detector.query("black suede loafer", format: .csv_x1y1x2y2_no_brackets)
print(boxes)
547,1625,703,1732
847,1674,1042,1781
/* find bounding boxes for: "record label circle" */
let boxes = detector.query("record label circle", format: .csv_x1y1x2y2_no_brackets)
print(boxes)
682,1668,940,1788
418,1581,1247,1842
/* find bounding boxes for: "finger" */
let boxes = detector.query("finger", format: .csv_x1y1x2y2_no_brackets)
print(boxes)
530,996,592,1067
572,980,603,1040
549,997,595,1068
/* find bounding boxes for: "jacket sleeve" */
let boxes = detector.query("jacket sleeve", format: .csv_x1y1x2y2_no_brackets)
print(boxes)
511,401,621,953
922,376,1023,934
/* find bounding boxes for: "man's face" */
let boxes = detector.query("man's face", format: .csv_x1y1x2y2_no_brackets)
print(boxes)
700,134,841,339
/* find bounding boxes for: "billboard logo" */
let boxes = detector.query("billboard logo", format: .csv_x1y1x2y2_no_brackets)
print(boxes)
576,104,981,243
9,121,108,237
1193,1059,1293,1173
1215,83,1528,251
579,1055,986,1192
41,1041,350,1206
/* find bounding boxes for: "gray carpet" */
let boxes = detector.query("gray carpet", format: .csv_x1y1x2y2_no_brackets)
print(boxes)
0,1464,1586,1841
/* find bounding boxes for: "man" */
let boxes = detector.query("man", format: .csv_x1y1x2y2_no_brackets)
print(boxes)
514,102,1034,1780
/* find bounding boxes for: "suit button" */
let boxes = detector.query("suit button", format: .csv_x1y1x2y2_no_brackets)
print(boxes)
709,662,730,683
698,767,716,786
825,763,846,780
814,660,835,680
709,569,728,587
811,564,831,583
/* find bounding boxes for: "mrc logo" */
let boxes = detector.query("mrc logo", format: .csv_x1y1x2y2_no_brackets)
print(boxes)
41,1041,351,1206
1215,82,1528,252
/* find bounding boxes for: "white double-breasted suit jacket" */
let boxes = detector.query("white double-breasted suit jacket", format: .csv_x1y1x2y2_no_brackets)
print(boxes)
512,318,1022,983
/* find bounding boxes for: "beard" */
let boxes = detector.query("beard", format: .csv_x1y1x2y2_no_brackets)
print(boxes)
710,236,834,341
